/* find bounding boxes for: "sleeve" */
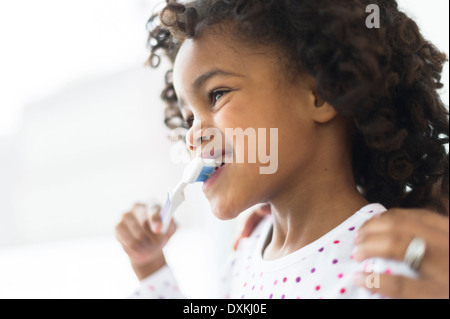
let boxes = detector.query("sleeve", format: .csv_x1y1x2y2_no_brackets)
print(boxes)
128,230,254,299
129,265,186,299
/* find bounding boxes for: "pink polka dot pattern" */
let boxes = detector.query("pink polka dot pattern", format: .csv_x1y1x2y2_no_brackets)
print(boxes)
132,204,411,300
222,204,398,299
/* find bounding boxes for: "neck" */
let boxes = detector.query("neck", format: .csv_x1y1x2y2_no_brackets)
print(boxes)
263,135,368,260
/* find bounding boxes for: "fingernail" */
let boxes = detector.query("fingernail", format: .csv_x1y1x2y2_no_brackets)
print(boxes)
353,272,366,287
151,222,161,234
150,205,160,212
352,247,364,261
354,233,362,244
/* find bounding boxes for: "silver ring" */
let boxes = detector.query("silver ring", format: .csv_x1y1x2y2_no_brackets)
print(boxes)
404,237,426,271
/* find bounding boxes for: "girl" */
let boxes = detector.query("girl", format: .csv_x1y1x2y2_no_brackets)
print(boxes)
116,0,449,299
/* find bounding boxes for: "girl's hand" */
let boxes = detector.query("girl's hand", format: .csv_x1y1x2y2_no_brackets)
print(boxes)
115,203,176,280
353,208,449,299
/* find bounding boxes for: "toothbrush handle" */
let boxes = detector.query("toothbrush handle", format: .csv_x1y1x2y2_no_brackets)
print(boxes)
160,182,186,234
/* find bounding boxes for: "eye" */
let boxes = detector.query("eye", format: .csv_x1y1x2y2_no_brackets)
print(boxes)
208,89,229,106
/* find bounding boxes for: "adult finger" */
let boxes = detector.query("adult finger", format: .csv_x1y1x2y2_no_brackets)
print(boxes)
356,212,447,259
354,273,448,299
353,231,411,262
354,228,448,278
234,204,271,250
359,208,449,235
241,207,269,237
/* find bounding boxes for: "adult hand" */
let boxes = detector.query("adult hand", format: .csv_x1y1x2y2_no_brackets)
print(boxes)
235,204,449,299
234,204,271,250
353,208,449,299
115,203,176,280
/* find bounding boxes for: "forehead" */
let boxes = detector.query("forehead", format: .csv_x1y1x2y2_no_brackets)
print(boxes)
173,33,239,87
172,31,281,95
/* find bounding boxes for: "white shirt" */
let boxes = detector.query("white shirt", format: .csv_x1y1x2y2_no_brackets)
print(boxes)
131,203,416,299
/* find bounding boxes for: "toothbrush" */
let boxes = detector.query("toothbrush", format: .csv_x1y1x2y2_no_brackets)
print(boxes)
159,157,221,233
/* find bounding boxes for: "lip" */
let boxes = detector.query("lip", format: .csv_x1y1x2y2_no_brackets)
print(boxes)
202,163,228,192
200,149,232,163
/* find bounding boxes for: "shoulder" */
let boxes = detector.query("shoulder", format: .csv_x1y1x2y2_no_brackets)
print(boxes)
325,204,418,298
354,203,387,222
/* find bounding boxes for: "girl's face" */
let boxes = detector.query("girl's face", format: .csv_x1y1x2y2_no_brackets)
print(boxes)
173,30,322,220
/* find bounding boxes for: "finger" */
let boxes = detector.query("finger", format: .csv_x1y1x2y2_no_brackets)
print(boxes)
354,229,449,278
145,205,177,244
166,219,177,238
148,205,163,234
357,212,447,253
121,212,153,248
255,203,271,216
115,221,148,253
115,222,131,247
354,273,448,299
132,203,148,224
233,208,268,250
353,231,411,262
241,204,271,236
146,215,176,249
405,209,449,232
241,210,266,238
360,208,449,235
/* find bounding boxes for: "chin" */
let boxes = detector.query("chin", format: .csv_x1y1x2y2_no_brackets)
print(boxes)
204,165,265,220
208,190,265,222
207,196,246,221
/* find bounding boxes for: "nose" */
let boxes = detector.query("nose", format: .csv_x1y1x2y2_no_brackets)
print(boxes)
185,119,203,153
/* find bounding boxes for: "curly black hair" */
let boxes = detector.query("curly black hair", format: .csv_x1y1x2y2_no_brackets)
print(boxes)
147,0,449,214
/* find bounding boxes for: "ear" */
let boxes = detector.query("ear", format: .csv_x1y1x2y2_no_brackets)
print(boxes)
311,89,338,124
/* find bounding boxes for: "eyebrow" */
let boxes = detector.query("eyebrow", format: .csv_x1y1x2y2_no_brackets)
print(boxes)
192,68,244,91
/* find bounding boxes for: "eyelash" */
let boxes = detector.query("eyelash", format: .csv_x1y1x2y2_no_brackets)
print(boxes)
208,89,230,106
183,89,232,129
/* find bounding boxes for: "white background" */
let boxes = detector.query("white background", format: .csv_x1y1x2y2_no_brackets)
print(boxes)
0,0,448,298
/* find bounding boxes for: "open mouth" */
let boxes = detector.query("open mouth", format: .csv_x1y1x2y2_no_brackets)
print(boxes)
200,149,232,170
203,161,228,192
214,162,226,171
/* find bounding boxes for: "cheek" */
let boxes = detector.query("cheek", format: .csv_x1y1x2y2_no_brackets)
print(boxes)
275,121,315,177
205,95,313,217
208,165,271,220
215,103,277,155
205,127,311,219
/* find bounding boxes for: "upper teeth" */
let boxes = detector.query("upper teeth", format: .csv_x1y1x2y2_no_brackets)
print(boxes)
215,163,225,170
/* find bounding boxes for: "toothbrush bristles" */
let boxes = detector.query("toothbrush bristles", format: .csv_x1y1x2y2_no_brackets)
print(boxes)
196,166,217,183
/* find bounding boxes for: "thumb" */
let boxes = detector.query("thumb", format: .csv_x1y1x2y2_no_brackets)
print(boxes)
148,205,163,234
